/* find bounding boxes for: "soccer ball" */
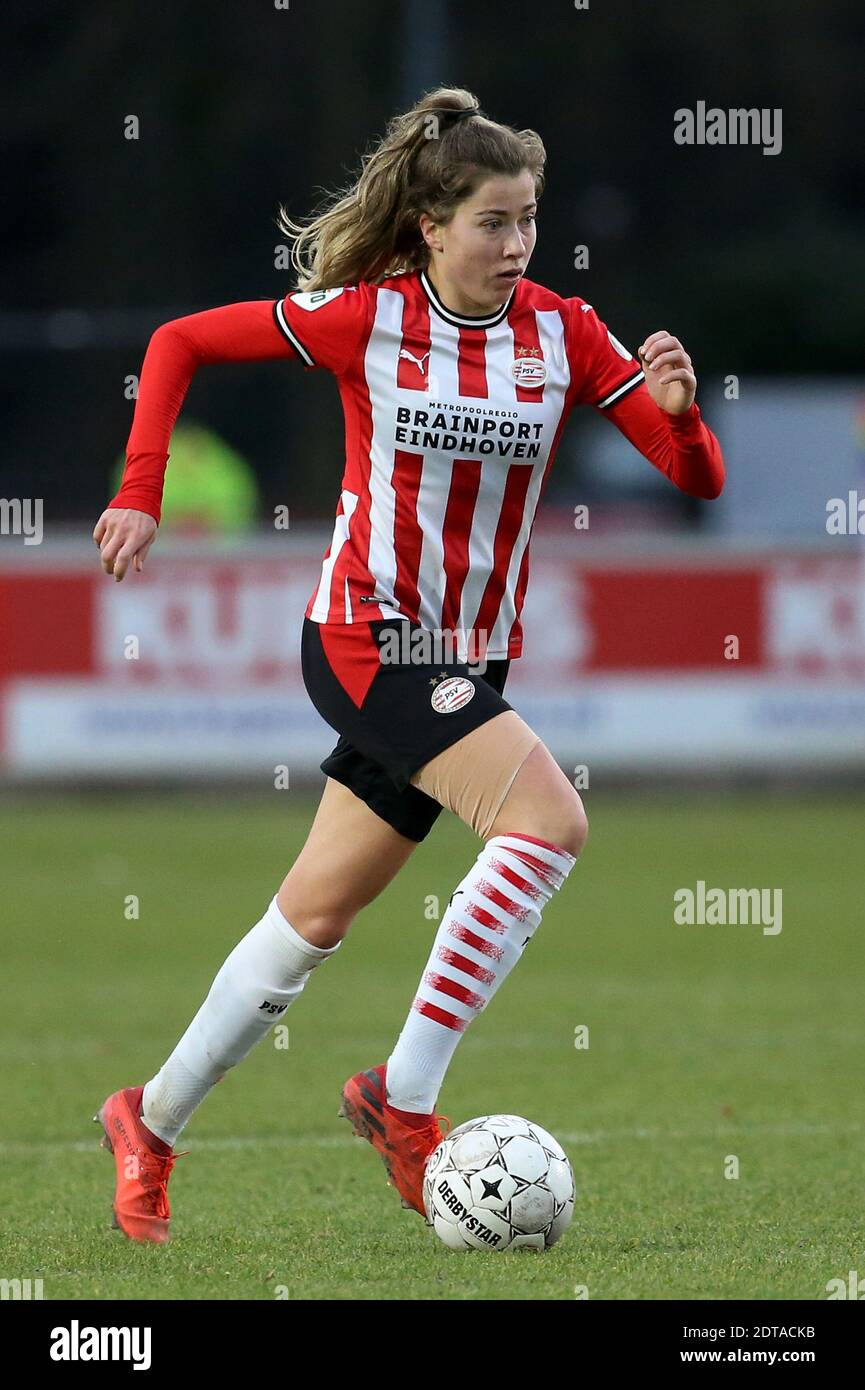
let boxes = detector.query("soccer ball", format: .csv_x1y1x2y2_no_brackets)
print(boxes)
422,1114,575,1251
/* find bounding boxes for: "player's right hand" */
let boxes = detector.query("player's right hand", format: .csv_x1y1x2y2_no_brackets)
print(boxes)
92,507,158,582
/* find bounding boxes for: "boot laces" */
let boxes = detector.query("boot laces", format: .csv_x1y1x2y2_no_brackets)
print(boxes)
135,1148,189,1218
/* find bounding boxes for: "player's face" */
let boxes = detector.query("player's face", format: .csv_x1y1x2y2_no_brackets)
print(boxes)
422,169,538,315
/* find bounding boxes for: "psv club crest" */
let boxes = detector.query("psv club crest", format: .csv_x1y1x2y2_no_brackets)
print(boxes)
430,674,476,714
511,345,546,388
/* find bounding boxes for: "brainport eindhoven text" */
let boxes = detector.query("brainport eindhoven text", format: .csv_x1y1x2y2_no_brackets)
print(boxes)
395,406,544,457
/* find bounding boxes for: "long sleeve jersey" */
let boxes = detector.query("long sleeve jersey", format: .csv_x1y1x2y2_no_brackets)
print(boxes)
110,268,725,659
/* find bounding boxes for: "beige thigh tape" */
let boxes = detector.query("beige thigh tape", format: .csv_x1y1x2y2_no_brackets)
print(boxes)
410,710,540,840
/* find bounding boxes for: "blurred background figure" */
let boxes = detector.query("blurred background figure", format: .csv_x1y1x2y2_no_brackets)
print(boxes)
112,421,260,537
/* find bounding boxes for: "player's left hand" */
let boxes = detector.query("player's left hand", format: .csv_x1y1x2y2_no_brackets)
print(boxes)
638,331,696,415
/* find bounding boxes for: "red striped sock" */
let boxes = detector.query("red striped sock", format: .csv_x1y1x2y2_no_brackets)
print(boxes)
385,833,577,1114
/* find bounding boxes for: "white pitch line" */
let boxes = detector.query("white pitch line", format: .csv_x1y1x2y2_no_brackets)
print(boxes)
0,1118,861,1159
0,1134,353,1157
559,1120,865,1145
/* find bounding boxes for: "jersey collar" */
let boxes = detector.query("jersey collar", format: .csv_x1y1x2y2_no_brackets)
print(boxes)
420,269,516,329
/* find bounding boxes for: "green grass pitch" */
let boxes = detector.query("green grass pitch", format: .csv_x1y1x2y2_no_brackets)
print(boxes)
1,789,862,1300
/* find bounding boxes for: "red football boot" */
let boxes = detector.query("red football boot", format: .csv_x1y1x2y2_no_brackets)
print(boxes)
338,1064,449,1215
93,1085,187,1243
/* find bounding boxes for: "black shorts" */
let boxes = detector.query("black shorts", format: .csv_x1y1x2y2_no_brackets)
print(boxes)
300,617,513,842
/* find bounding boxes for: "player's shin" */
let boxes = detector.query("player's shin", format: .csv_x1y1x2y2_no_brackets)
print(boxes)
385,833,577,1115
141,896,340,1145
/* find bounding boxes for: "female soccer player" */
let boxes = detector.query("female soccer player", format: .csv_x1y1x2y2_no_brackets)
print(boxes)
92,87,725,1242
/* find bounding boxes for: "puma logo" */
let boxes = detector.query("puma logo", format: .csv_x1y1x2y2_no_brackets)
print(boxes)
398,347,431,374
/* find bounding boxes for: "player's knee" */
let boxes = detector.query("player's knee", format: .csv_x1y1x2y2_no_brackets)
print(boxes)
278,859,373,925
544,791,589,860
488,786,588,861
276,887,355,948
288,909,353,950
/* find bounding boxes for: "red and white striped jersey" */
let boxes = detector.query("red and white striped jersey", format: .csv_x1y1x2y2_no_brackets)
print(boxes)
273,268,645,660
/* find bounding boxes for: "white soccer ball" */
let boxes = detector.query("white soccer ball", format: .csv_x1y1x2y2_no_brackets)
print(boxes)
423,1114,575,1252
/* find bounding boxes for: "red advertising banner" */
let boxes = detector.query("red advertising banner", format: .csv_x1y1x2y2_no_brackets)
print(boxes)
2,545,864,774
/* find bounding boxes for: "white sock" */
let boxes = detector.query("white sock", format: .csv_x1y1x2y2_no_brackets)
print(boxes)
386,833,577,1113
141,897,340,1145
